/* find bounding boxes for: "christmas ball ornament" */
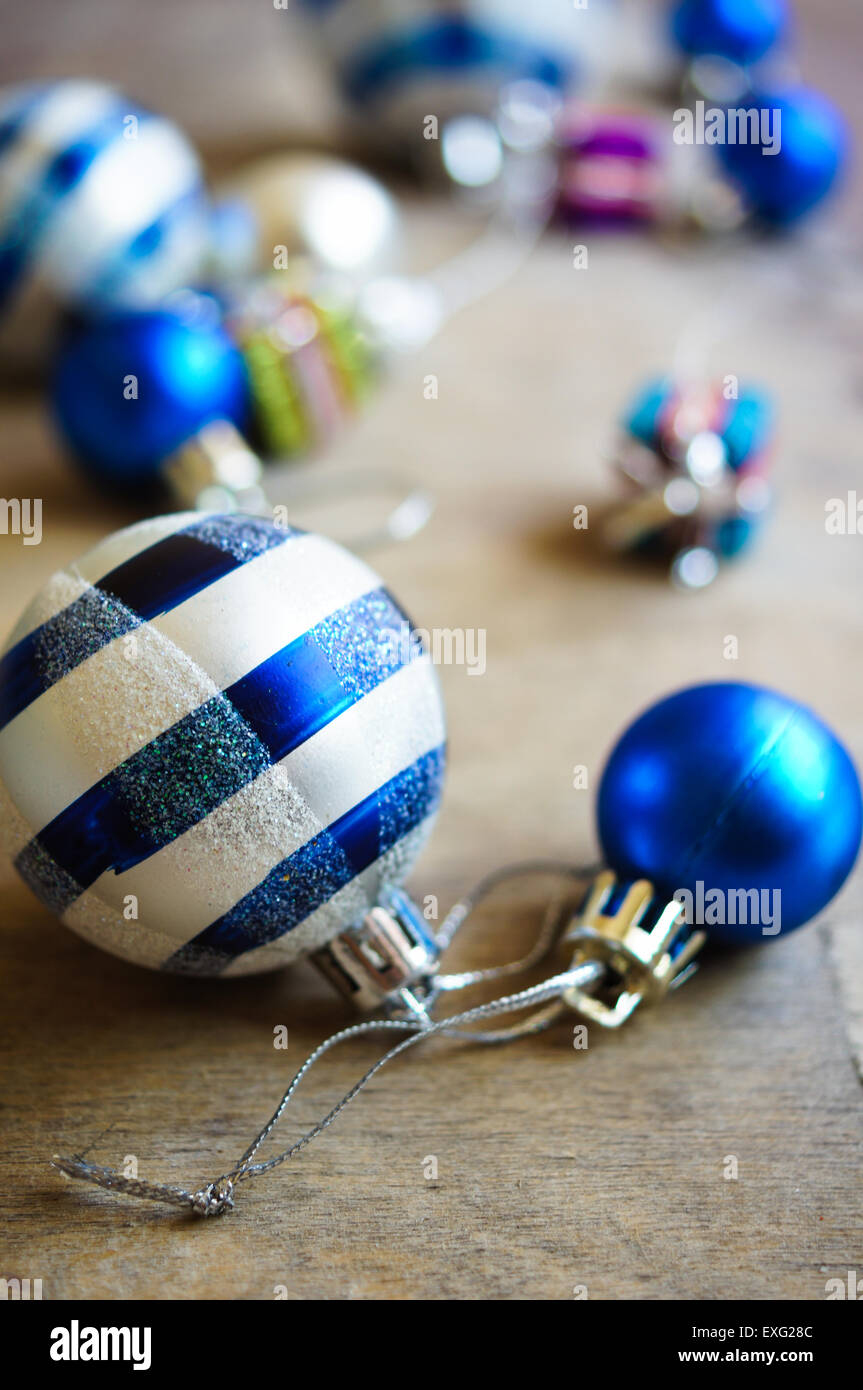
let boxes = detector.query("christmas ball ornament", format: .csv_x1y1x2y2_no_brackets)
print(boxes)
225,280,374,459
557,107,664,226
0,513,446,976
715,85,847,225
669,0,789,67
603,376,773,588
0,79,209,322
298,1,578,118
52,297,250,490
214,153,400,282
597,682,862,943
296,1,610,183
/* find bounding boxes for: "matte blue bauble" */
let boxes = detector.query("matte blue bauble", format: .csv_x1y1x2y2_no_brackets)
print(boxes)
597,683,862,942
716,85,847,226
52,303,250,488
670,0,789,66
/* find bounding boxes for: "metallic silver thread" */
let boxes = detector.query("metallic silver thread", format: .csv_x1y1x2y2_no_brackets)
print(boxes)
52,861,601,1217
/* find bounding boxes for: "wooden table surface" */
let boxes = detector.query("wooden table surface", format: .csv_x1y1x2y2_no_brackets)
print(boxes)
1,1,862,1303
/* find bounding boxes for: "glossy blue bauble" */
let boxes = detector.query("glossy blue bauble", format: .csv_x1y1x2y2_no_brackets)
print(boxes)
597,683,862,942
52,303,250,489
670,0,789,66
716,85,847,226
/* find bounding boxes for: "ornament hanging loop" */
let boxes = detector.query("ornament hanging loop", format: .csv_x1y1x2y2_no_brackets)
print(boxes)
51,862,705,1218
312,861,600,1023
191,1178,235,1217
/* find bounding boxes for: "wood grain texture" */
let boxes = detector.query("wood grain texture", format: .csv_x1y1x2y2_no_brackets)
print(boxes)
1,0,862,1302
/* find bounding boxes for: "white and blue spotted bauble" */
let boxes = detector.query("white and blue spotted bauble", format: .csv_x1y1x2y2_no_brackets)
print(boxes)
297,0,608,148
0,80,209,328
0,514,446,976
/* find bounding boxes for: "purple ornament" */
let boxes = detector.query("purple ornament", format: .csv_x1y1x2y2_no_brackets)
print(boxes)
557,107,664,226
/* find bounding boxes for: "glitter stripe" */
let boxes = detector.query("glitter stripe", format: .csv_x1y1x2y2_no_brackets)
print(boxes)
78,657,443,947
165,744,446,972
14,838,84,916
0,516,296,732
226,588,414,759
14,587,417,908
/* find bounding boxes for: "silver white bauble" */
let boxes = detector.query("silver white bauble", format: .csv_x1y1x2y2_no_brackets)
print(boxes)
214,152,401,283
0,513,446,976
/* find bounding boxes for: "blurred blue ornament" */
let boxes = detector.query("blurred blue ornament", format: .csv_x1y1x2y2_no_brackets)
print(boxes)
716,84,847,225
0,80,210,322
52,297,250,489
597,683,862,943
670,0,789,67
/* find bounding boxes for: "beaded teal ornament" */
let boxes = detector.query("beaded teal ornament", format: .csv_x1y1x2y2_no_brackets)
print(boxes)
603,375,773,589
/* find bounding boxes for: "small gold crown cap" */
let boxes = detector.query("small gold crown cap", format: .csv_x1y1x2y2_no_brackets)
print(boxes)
562,870,706,1029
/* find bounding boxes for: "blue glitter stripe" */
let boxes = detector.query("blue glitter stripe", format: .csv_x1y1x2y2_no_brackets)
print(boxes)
0,516,295,732
341,19,571,104
227,588,414,761
0,102,138,311
14,837,84,916
165,743,446,972
14,586,417,909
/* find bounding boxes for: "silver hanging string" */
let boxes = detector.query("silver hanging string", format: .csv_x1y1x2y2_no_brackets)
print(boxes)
51,962,602,1217
51,860,600,1217
431,858,602,993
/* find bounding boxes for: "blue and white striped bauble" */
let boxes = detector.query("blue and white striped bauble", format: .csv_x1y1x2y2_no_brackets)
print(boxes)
298,0,606,139
0,80,209,324
0,514,446,976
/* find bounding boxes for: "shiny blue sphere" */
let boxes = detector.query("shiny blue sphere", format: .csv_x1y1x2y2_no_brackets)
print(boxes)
597,683,862,942
52,302,250,489
716,85,847,225
670,0,789,66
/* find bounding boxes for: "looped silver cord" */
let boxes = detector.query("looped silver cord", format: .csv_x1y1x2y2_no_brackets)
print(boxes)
51,861,599,1217
51,967,600,1216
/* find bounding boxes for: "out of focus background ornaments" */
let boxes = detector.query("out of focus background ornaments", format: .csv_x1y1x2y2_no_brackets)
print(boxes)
0,2,851,379
0,1,852,565
1,0,863,1296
